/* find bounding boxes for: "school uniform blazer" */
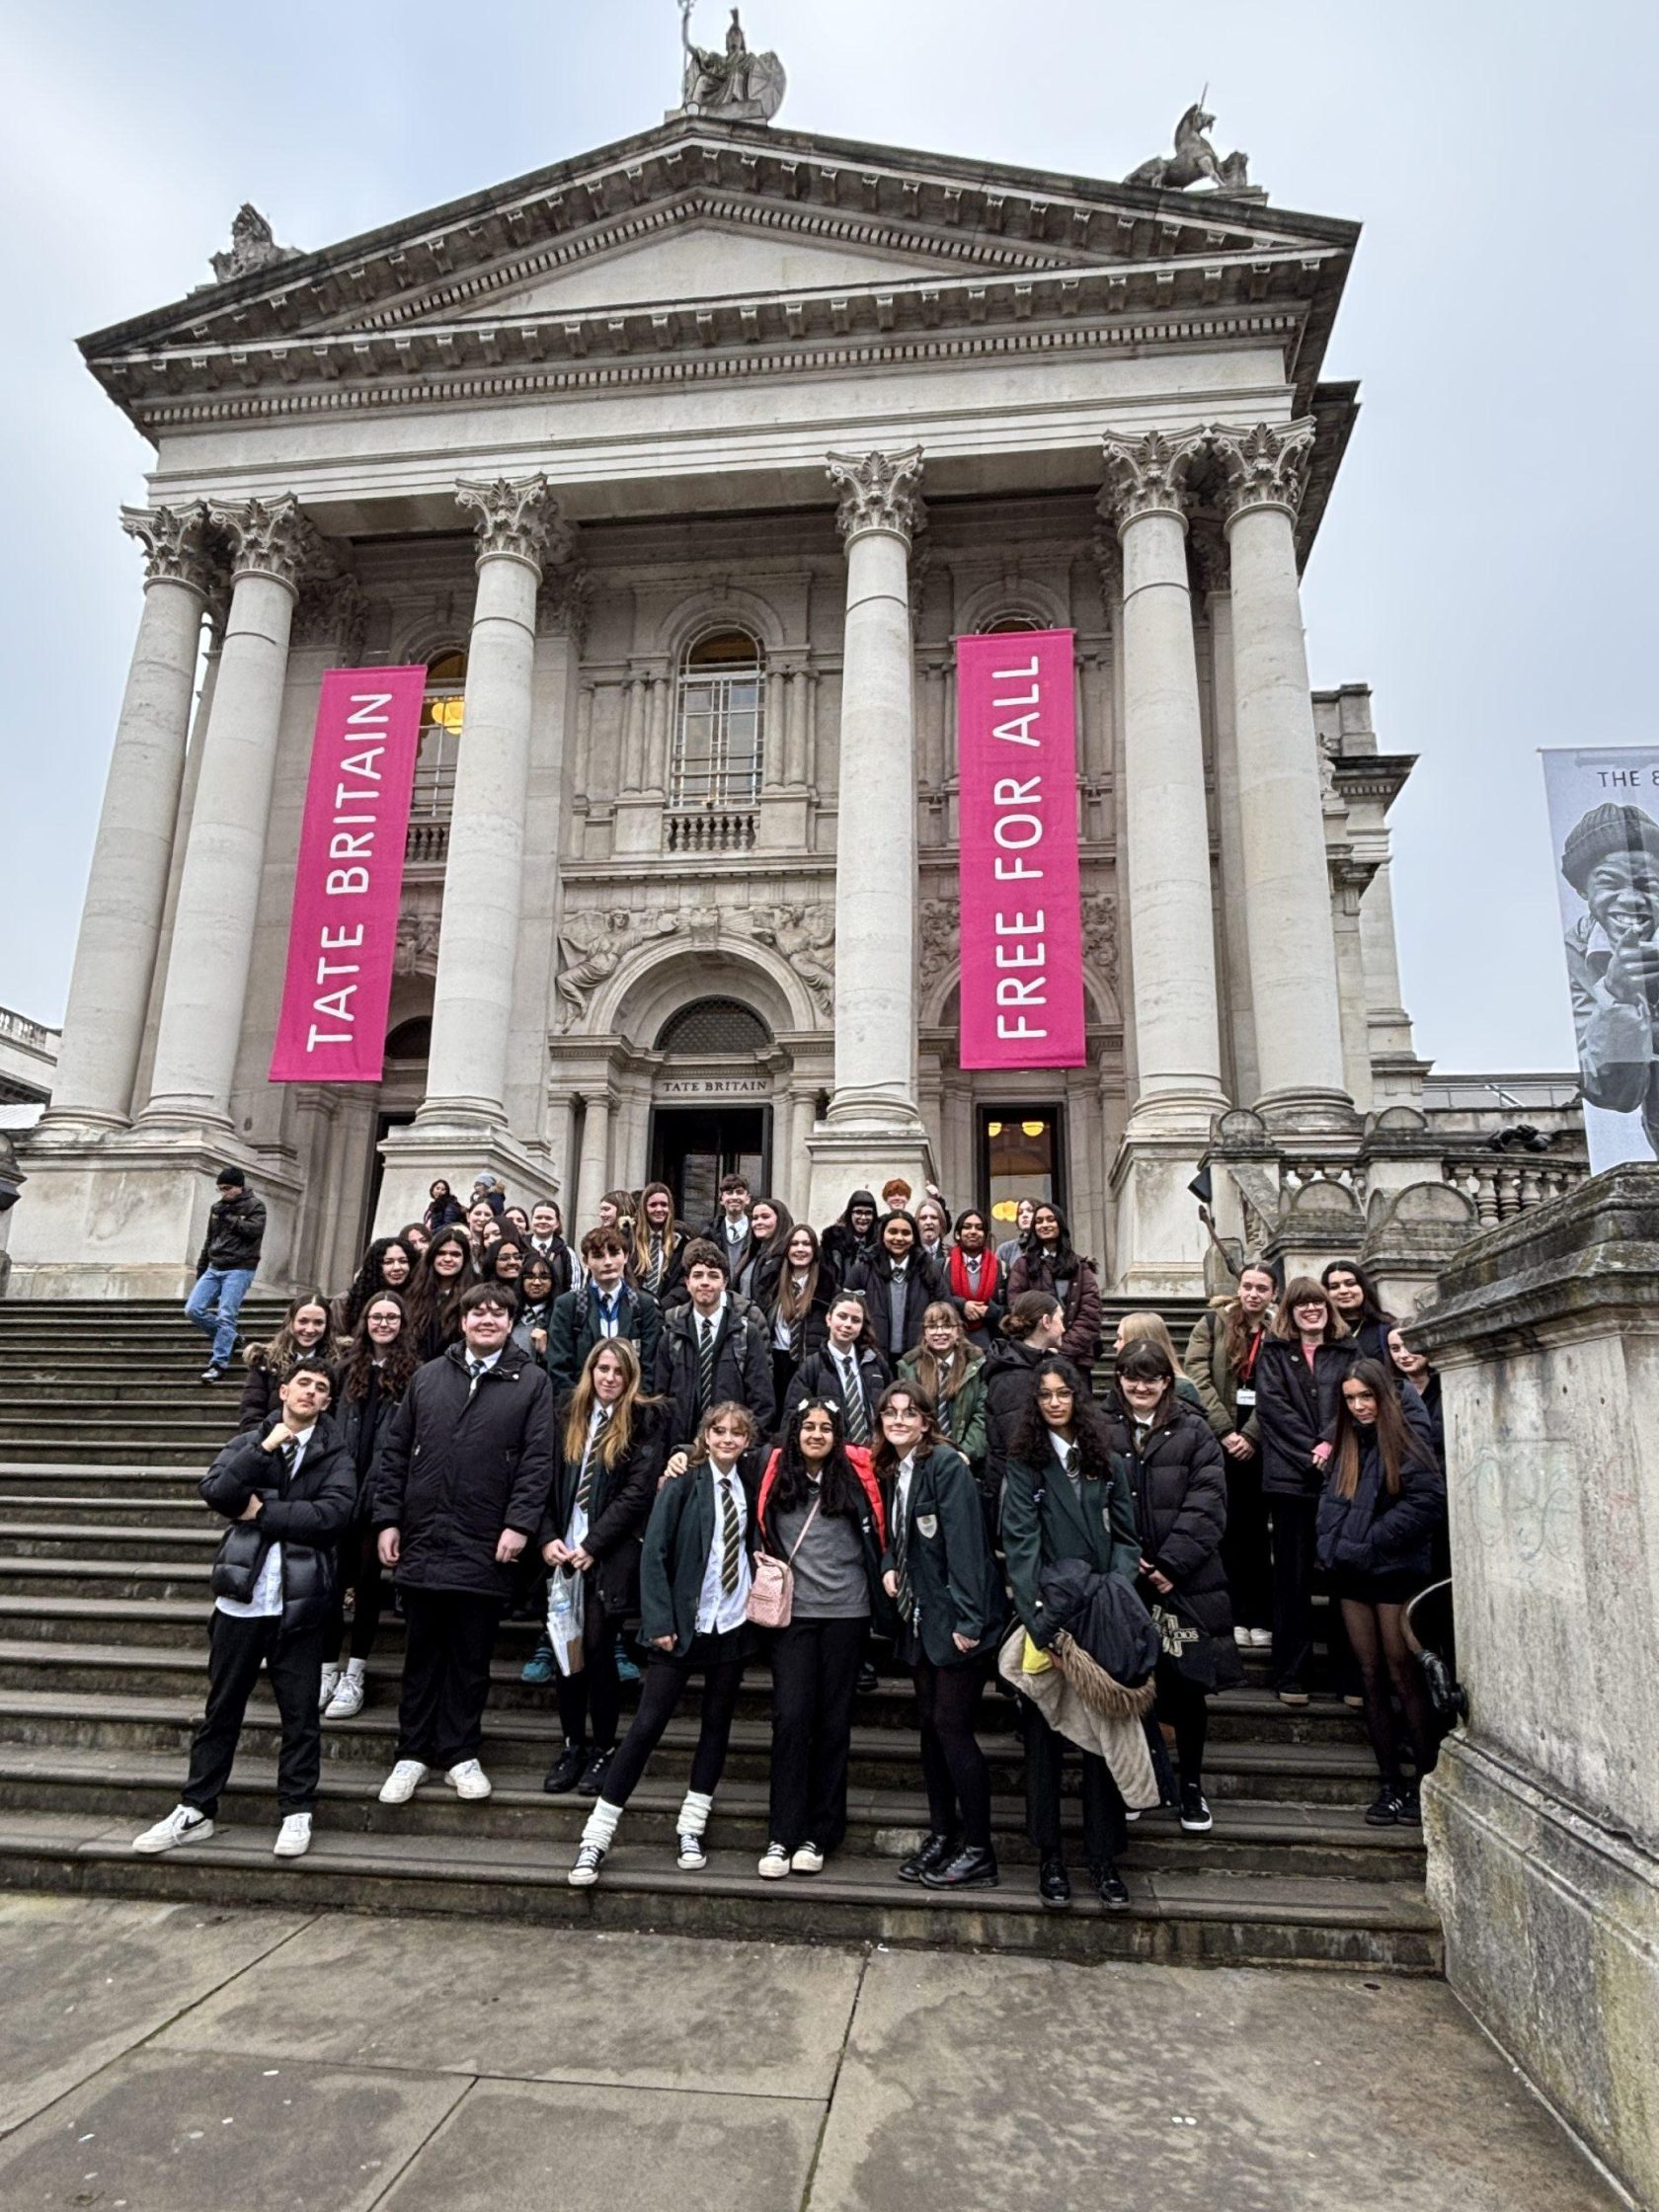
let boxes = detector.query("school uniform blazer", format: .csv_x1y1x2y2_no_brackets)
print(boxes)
655,1299,777,1440
637,1451,761,1656
999,1443,1141,1637
880,1443,1003,1668
545,1282,664,1397
537,1397,667,1619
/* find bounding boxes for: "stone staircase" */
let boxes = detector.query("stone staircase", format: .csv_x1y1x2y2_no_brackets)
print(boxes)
0,1299,1440,1969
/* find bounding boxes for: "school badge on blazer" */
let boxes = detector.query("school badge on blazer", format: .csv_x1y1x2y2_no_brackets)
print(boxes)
915,1514,938,1539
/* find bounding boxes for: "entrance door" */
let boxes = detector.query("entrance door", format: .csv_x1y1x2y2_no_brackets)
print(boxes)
650,1106,768,1227
978,1106,1066,1236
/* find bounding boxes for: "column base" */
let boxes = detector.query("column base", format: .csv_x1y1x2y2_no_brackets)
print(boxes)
374,1118,558,1239
5,1126,301,1301
1426,1733,1659,2210
1107,1130,1212,1299
1254,1087,1362,1139
805,1121,933,1231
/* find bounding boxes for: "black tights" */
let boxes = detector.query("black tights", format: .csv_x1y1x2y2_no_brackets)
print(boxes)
326,1524,385,1667
553,1590,622,1750
912,1657,991,1850
1153,1657,1209,1785
601,1634,746,1808
1342,1598,1435,1788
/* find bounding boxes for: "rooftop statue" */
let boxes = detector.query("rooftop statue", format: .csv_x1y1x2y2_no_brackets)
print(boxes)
1126,98,1251,194
209,203,300,284
677,0,786,121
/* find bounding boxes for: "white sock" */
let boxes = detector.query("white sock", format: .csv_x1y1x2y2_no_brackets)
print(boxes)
344,1658,366,1684
581,1797,623,1853
676,1788,714,1839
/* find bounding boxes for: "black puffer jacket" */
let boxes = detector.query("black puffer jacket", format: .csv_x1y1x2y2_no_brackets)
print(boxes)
1104,1401,1234,1644
373,1342,555,1598
780,1343,891,1434
655,1298,776,1442
337,1370,405,1527
981,1337,1049,1500
200,1416,356,1632
537,1397,667,1618
197,1187,266,1273
1316,1395,1444,1582
845,1250,946,1362
1255,1337,1358,1499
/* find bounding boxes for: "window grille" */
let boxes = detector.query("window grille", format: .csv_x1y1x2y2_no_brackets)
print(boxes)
656,998,773,1055
411,650,466,821
672,630,764,809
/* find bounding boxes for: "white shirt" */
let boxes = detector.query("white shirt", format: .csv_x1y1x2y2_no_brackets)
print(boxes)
694,1462,751,1633
215,1423,315,1620
692,1296,729,1340
591,1281,625,1336
1047,1426,1082,1489
894,1449,917,1534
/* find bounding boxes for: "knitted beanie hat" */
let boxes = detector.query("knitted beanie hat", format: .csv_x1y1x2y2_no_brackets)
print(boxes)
1561,802,1659,895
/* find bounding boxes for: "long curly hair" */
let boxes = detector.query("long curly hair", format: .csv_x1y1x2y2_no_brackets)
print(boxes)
409,1225,479,1348
1008,1356,1120,1473
342,1291,420,1403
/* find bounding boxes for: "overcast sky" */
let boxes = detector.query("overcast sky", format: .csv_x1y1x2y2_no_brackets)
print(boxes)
5,0,1653,1070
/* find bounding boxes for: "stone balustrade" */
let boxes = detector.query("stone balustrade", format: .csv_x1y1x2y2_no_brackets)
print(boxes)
404,819,450,867
666,809,756,855
1440,1154,1587,1225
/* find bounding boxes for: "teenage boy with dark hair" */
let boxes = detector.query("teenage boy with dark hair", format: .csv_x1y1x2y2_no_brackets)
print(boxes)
706,1173,754,1277
546,1227,663,1394
133,1358,354,1859
656,1239,775,1439
374,1284,555,1806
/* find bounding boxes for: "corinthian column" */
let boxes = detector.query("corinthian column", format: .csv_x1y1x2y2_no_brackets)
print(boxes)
1214,422,1352,1130
1099,430,1226,1134
47,506,221,1129
420,475,573,1127
143,496,323,1127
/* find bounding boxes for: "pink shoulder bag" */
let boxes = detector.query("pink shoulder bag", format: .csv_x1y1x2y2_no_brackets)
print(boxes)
746,1496,822,1629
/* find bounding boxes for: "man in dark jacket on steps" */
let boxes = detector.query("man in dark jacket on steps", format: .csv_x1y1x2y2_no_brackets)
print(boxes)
187,1164,267,1383
132,1358,355,1861
373,1283,554,1807
655,1240,775,1443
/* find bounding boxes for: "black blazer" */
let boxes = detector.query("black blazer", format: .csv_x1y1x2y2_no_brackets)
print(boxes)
537,1397,668,1618
880,1443,1003,1668
781,1343,892,1437
200,1416,356,1632
637,1452,762,1655
655,1299,777,1442
545,1283,664,1397
1255,1337,1358,1498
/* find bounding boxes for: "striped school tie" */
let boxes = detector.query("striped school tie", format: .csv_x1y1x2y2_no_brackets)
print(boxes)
719,1474,741,1596
840,1358,868,1444
278,1436,299,1483
697,1316,717,1416
576,1405,611,1514
894,1485,915,1624
647,1230,665,1293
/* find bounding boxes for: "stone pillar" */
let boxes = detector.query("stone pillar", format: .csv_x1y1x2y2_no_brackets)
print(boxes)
1214,422,1353,1133
1098,431,1226,1297
575,1089,612,1228
806,448,932,1223
1411,1170,1659,2211
143,496,322,1129
45,505,220,1130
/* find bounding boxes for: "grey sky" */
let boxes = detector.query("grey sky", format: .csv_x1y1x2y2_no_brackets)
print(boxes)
5,0,1653,1070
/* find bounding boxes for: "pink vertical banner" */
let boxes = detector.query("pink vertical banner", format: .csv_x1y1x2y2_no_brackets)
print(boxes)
270,666,427,1083
955,629,1086,1069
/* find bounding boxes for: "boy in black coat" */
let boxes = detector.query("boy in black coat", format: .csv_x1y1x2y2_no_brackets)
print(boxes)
373,1285,555,1806
132,1360,355,1860
545,1227,663,1394
655,1240,776,1438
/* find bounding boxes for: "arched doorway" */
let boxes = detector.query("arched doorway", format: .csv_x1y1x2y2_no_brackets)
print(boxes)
648,996,773,1222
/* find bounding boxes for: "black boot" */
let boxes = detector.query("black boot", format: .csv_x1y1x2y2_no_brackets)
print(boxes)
921,1843,999,1890
1038,1857,1071,1908
1091,1859,1130,1908
543,1740,588,1795
577,1746,615,1798
897,1831,956,1884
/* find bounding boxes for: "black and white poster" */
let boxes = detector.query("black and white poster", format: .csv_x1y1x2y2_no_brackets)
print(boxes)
1542,747,1659,1172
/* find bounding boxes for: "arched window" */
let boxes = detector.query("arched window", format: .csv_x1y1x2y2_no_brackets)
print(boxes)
672,630,764,809
656,997,772,1055
384,1016,433,1061
412,650,466,821
977,615,1044,634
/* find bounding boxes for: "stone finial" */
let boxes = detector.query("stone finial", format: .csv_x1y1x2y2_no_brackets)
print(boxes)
1098,427,1208,531
827,446,925,546
456,475,573,575
206,494,331,592
209,202,300,284
119,502,224,598
677,1,786,121
1125,100,1251,194
1211,420,1317,524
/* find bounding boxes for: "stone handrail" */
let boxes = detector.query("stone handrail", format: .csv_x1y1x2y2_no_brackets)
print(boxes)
666,810,756,855
405,820,450,866
0,1007,53,1051
1441,1154,1587,1226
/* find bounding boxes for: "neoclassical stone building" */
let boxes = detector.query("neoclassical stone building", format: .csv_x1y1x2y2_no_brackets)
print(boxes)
12,69,1495,1300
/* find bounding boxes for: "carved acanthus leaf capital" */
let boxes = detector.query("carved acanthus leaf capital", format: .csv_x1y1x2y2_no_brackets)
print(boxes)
536,558,591,645
827,445,925,547
291,572,368,660
456,475,572,575
1098,427,1208,531
120,502,225,599
208,494,331,593
1212,420,1316,525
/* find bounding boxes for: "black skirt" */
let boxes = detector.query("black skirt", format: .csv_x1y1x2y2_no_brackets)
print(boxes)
1328,1567,1425,1607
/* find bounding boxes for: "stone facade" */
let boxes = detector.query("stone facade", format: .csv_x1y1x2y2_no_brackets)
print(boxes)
4,100,1586,1296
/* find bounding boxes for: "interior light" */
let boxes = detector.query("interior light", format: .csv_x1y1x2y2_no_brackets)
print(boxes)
1021,1120,1047,1138
987,1121,1003,1138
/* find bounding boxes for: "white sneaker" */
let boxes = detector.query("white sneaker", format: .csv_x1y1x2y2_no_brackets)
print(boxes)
325,1672,365,1719
132,1804,214,1856
758,1842,791,1879
445,1759,492,1800
1232,1626,1251,1649
676,1831,707,1870
568,1842,605,1887
378,1760,429,1804
791,1842,825,1874
318,1665,340,1711
1249,1627,1273,1649
274,1812,312,1858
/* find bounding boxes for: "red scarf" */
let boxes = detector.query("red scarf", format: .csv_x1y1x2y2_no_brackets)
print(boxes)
948,1245,999,1304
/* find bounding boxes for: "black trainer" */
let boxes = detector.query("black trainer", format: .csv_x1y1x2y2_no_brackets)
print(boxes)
1364,1787,1402,1827
1178,1783,1213,1834
897,1831,956,1884
857,1661,879,1695
1038,1857,1071,1908
921,1844,999,1891
1394,1785,1422,1826
577,1747,614,1798
1091,1860,1131,1908
542,1741,588,1795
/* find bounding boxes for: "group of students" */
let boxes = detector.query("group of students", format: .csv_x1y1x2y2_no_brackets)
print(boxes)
136,1168,1449,1907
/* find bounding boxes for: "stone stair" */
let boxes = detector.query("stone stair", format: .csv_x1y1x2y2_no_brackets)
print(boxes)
0,1299,1439,1969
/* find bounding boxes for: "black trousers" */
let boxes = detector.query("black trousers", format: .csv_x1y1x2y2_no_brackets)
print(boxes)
183,1609,326,1818
1022,1698,1127,1867
325,1523,385,1666
1153,1657,1209,1784
1269,1493,1319,1690
553,1585,623,1750
767,1615,866,1853
602,1627,746,1808
913,1655,991,1851
1222,1453,1273,1632
396,1589,502,1768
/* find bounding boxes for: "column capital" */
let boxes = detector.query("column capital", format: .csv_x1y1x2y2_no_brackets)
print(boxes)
1212,419,1317,526
206,494,330,594
120,502,224,599
536,557,590,645
827,445,925,547
291,572,368,660
456,474,572,576
1098,426,1207,532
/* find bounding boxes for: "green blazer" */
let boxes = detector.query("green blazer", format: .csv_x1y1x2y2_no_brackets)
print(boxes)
898,1354,988,1465
637,1454,758,1657
999,1442,1141,1636
880,1444,1003,1668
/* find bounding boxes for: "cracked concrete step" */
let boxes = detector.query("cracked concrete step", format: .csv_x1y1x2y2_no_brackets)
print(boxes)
0,1807,1442,1970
